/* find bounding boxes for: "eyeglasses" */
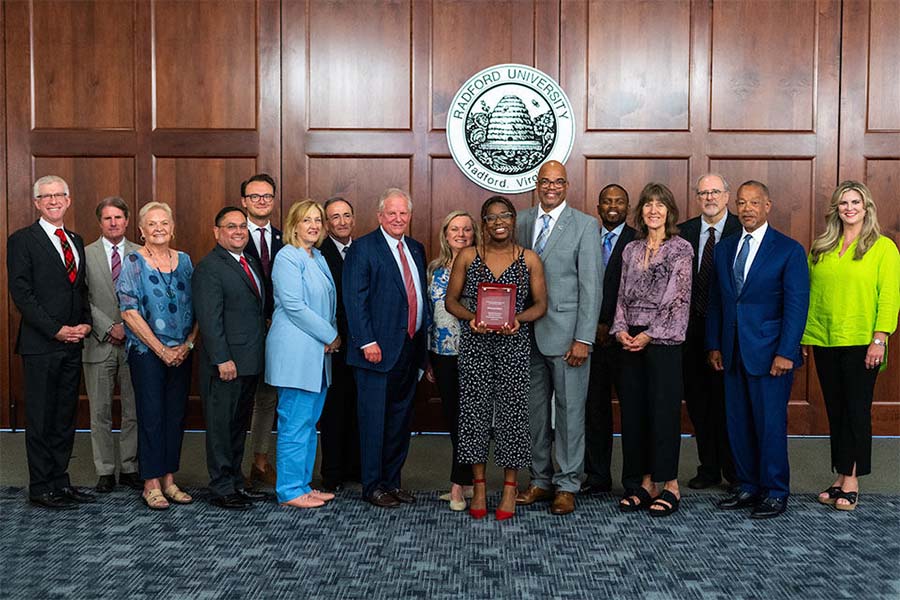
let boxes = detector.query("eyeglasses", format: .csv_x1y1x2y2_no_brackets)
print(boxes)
697,189,723,198
36,192,68,201
220,223,249,231
484,212,514,224
538,178,568,189
244,193,275,203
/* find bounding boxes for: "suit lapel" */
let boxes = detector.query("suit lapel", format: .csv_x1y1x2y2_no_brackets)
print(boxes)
88,240,116,296
217,245,262,300
29,223,70,278
375,230,407,297
539,206,572,257
740,227,774,294
518,208,536,249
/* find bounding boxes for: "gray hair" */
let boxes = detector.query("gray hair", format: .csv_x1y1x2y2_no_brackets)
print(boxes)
33,175,70,198
139,201,174,225
695,173,730,193
377,188,413,213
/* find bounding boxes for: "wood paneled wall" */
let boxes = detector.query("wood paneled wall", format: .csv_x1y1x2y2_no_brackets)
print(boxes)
3,0,898,435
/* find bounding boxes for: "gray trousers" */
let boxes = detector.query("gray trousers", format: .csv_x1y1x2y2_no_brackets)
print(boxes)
83,345,138,476
247,379,278,456
527,351,590,493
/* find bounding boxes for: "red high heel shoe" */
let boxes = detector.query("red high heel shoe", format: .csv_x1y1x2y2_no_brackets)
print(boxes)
495,481,518,521
469,479,487,519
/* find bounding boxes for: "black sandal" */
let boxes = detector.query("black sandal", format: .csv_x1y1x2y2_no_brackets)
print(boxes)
817,486,842,506
834,490,858,512
619,487,652,513
649,489,681,517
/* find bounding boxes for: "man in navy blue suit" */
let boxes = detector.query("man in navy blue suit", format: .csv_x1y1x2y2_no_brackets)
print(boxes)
706,180,809,519
343,188,429,508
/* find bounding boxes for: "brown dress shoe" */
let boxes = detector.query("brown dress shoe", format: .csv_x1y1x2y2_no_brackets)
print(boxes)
515,484,554,505
250,463,277,487
550,491,576,515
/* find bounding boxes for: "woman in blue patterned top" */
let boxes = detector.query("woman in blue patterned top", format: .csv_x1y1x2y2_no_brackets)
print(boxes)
117,202,198,510
426,210,478,511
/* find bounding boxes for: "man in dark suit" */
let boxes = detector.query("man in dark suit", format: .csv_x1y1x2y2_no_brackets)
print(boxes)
343,188,429,508
678,173,742,490
193,206,269,510
7,175,96,509
706,180,809,519
317,196,361,492
582,183,636,495
240,173,284,487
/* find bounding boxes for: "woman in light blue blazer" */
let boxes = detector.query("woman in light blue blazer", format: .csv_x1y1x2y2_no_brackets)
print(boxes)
266,200,340,509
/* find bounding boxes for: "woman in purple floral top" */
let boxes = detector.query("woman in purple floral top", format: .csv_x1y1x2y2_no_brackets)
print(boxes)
611,183,693,517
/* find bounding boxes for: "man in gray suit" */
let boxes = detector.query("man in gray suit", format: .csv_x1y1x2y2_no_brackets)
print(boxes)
193,206,268,510
516,160,603,515
82,196,142,493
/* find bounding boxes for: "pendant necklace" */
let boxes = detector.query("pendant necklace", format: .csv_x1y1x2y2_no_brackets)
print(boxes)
147,247,176,299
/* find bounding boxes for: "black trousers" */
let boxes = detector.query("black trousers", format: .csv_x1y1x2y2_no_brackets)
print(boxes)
318,348,361,484
429,352,473,486
617,344,683,490
202,370,259,497
22,349,82,496
813,346,880,477
584,341,621,488
682,317,735,482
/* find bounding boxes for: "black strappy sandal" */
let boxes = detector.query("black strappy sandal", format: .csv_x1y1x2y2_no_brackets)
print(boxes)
648,489,681,518
817,486,842,506
619,487,652,513
834,490,858,512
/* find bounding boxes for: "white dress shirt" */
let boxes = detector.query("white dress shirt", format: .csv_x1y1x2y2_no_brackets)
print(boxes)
248,220,273,257
733,221,769,280
38,218,80,268
531,201,568,248
379,227,424,333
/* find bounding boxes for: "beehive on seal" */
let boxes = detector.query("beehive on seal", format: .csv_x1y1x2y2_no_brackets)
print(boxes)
481,94,542,150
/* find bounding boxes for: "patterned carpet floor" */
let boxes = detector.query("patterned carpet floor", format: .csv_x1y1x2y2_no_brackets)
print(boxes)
2,485,898,599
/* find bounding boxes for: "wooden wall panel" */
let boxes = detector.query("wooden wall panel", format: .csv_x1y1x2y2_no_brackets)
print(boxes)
867,0,900,131
308,0,411,130
585,158,691,221
153,0,257,130
306,157,412,239
587,0,691,131
710,0,817,131
1,0,9,428
32,0,134,130
430,0,535,130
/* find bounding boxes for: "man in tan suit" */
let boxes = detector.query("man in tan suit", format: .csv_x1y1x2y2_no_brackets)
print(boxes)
82,196,142,492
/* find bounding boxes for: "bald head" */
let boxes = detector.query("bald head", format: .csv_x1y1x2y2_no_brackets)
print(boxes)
536,161,569,211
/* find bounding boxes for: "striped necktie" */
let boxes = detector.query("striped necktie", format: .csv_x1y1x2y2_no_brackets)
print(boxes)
534,214,551,256
55,228,77,283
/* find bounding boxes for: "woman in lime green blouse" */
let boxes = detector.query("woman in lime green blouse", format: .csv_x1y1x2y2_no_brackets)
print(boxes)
802,181,900,511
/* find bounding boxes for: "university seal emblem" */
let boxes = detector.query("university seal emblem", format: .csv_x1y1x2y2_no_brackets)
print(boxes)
446,64,574,194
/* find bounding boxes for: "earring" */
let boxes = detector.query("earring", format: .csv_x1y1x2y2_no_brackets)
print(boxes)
140,234,145,242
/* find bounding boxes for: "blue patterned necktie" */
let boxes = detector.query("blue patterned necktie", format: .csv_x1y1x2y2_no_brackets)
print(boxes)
534,214,551,256
602,231,616,266
733,234,752,294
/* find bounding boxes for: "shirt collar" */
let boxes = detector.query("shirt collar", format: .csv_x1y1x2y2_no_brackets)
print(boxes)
380,227,405,247
330,235,351,254
538,200,567,222
248,220,272,234
39,218,65,236
741,221,769,244
603,221,626,239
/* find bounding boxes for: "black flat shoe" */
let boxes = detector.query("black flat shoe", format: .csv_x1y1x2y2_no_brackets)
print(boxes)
29,491,78,510
368,489,400,508
389,488,416,504
60,486,97,504
580,481,612,495
649,490,681,517
688,474,721,490
619,487,652,513
210,493,253,511
236,488,271,502
118,472,144,491
718,490,760,510
750,496,787,519
95,475,116,493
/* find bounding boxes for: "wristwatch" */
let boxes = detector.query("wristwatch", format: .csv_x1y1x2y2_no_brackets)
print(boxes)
187,340,195,351
872,338,886,346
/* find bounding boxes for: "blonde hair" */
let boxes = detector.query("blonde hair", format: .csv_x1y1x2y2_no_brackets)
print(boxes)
428,210,478,279
139,201,174,224
810,181,881,264
283,200,326,248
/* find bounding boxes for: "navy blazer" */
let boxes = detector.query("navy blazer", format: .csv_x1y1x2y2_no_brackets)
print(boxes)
7,221,92,354
598,224,637,328
705,224,809,376
243,223,283,319
342,228,430,373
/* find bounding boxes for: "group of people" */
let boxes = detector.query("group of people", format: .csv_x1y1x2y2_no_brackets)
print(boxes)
8,163,898,521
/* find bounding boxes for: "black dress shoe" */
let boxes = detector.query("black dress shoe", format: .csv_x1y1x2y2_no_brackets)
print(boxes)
60,486,97,504
118,472,144,491
388,488,416,504
210,493,253,510
580,481,612,495
29,491,78,510
751,496,788,519
717,490,760,510
95,475,116,493
320,480,344,493
368,489,401,508
236,488,271,502
688,474,722,490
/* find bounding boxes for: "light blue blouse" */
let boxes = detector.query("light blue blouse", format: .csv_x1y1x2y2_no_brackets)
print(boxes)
428,265,461,356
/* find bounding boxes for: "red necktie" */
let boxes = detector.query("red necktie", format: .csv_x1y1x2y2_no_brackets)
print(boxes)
240,256,260,297
55,228,77,283
397,241,417,338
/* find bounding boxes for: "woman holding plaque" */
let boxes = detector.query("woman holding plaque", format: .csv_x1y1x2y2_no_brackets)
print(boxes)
446,196,547,521
802,181,900,511
426,210,479,511
610,183,692,518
